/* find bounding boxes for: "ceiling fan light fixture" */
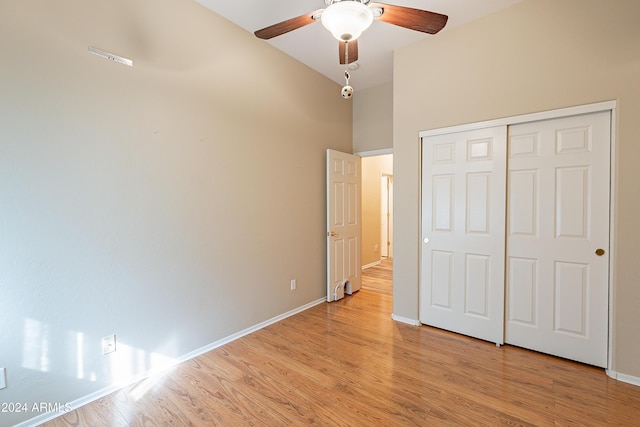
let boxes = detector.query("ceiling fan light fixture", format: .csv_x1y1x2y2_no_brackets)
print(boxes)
321,1,374,42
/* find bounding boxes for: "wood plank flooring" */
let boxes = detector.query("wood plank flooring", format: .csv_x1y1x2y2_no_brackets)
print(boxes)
42,264,640,426
361,258,392,295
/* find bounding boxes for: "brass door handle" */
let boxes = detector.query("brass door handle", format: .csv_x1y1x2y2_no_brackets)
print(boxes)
328,231,339,237
595,248,605,256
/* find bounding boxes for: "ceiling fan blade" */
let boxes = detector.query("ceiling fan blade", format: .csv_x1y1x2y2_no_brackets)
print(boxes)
339,40,358,65
254,9,323,40
370,3,448,34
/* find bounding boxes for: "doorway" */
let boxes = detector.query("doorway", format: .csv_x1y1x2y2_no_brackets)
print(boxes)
360,153,393,294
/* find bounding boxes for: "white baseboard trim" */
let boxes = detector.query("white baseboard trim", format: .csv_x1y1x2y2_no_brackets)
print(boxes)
606,369,640,387
16,297,326,427
391,314,421,326
361,260,381,270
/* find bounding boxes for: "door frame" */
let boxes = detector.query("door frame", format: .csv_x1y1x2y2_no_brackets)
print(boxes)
418,100,617,372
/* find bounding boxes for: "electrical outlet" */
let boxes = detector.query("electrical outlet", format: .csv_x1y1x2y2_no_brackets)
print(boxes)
290,279,297,291
102,335,116,355
0,367,6,389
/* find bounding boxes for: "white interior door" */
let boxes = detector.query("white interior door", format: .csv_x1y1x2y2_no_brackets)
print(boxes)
327,149,361,302
505,111,610,367
420,126,507,344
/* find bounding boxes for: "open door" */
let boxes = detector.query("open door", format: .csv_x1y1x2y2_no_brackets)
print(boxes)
327,149,361,302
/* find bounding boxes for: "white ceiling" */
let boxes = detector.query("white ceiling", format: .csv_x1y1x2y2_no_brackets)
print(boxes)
195,0,523,90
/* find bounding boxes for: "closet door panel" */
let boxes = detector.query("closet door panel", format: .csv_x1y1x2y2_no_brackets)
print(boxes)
505,111,610,368
420,126,507,345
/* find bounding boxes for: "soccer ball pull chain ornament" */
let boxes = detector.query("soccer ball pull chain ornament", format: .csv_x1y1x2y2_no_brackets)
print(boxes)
341,41,354,99
342,70,353,99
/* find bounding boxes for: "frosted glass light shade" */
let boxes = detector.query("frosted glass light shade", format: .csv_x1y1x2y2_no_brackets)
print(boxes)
321,1,374,41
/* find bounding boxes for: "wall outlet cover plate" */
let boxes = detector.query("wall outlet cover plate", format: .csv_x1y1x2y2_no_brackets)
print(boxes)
102,335,116,355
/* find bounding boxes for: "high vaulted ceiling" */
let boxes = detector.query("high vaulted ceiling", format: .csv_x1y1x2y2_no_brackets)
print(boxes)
195,0,523,90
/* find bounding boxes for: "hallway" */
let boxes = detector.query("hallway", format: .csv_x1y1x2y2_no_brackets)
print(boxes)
361,258,392,295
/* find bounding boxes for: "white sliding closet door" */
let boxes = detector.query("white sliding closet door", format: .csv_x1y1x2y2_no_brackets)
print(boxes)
505,111,610,367
420,126,507,345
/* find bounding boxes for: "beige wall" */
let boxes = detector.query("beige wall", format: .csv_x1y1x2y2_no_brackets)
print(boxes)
353,82,393,153
361,154,393,267
0,1,352,425
393,0,640,378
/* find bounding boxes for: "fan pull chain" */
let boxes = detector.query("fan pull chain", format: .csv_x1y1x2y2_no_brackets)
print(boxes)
345,40,349,67
341,41,354,99
344,42,350,86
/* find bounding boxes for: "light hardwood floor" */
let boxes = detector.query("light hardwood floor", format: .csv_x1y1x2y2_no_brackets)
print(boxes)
361,258,392,295
43,264,640,426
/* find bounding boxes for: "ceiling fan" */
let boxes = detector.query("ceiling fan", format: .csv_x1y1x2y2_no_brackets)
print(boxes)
254,0,448,65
